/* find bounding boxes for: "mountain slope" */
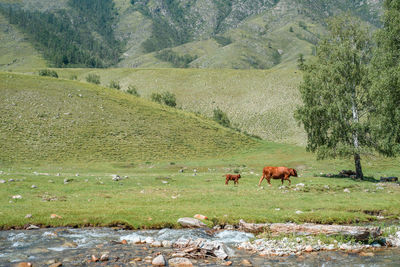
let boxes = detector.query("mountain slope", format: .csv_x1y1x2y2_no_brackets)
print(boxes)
0,0,382,70
0,72,259,163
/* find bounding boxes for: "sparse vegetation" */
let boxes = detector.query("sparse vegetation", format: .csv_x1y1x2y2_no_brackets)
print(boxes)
38,69,58,78
156,49,197,68
126,85,140,97
213,107,231,128
108,80,121,90
86,74,100,85
151,91,177,107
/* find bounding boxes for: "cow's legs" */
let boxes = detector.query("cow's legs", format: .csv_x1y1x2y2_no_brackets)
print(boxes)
258,174,265,186
267,176,272,186
225,178,229,185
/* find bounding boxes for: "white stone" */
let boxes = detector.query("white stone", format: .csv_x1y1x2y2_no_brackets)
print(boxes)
343,188,350,193
152,254,166,266
177,217,207,228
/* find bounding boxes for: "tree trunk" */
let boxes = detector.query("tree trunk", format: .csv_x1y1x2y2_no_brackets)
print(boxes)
239,220,381,241
351,91,364,180
354,152,364,180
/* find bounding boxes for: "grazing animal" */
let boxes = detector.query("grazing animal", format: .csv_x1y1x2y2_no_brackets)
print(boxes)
258,166,298,186
224,174,241,185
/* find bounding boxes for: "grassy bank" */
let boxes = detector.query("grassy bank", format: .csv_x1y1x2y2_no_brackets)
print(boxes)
1,142,399,229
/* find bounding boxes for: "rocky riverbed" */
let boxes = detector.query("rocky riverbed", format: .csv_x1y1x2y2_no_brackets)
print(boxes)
2,225,400,266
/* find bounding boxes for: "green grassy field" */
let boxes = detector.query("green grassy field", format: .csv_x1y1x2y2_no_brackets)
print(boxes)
28,67,306,145
1,142,399,229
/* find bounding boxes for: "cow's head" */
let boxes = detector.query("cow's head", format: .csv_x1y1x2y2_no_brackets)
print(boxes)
237,174,241,179
290,168,298,177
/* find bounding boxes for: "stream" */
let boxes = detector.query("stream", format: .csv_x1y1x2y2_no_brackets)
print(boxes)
1,228,399,266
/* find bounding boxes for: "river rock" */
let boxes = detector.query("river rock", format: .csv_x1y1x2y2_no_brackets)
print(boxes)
15,263,32,267
12,195,22,199
214,246,228,260
177,218,206,228
152,255,166,266
305,245,313,252
100,254,109,261
144,237,155,244
151,241,162,247
25,214,32,219
344,188,350,193
241,259,252,266
168,257,193,266
224,224,235,230
31,185,37,189
26,224,39,230
62,242,78,248
162,240,172,248
49,263,62,267
112,174,120,181
0,179,5,183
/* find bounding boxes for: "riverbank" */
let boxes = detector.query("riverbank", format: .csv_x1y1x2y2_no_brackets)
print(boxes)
3,225,400,267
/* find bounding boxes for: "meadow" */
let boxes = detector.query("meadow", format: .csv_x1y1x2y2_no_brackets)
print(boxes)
1,142,399,230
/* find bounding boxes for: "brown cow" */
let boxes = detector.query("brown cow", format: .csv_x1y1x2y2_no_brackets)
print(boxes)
258,166,297,186
224,174,241,185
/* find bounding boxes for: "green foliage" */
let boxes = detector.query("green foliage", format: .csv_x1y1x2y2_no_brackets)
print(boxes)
297,54,305,70
150,92,163,104
69,74,78,80
86,74,100,85
127,85,140,97
155,49,197,68
108,80,121,90
213,35,232,46
213,107,231,128
151,91,177,107
0,0,122,67
295,15,373,178
289,26,294,32
38,69,58,78
139,1,191,52
298,21,307,30
370,0,400,156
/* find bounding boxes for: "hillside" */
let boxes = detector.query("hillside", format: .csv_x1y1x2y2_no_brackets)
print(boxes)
0,72,259,163
47,67,305,145
0,0,382,70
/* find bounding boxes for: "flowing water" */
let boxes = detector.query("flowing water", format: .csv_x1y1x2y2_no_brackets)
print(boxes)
0,228,399,266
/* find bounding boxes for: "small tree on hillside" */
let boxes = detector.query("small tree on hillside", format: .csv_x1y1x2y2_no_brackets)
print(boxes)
295,15,373,180
297,54,305,70
370,0,400,156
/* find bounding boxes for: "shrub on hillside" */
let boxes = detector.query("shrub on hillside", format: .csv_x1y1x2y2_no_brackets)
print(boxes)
86,74,100,85
109,80,121,90
127,85,140,97
213,107,231,128
150,91,177,107
38,69,58,78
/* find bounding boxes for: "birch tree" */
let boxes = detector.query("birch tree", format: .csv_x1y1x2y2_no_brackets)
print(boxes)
370,0,400,156
295,15,372,179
